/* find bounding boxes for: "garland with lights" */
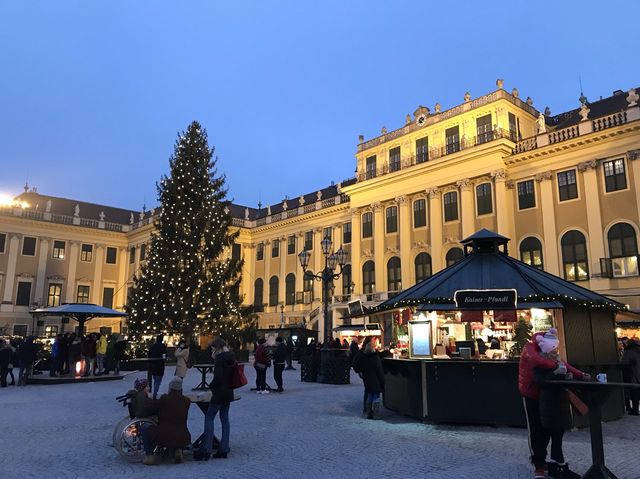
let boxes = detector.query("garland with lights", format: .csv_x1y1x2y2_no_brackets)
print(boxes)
126,121,246,352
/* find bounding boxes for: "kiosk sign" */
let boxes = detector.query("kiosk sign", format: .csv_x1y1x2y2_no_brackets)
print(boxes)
454,289,517,310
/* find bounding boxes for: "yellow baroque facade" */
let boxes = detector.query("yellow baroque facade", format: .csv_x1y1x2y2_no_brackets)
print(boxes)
1,82,639,339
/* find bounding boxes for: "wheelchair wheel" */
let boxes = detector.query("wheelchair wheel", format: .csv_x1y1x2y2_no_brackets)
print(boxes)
114,417,156,462
112,416,133,447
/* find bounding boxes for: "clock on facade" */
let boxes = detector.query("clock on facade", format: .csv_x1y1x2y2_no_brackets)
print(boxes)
416,114,427,126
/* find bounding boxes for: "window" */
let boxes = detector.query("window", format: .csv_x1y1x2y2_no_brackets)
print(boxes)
287,236,296,255
476,114,493,144
603,158,627,192
140,243,146,261
363,261,375,294
365,155,377,179
362,212,373,238
412,199,427,228
232,243,241,260
415,253,432,283
387,257,401,292
44,325,58,338
272,239,280,258
22,236,36,256
323,227,332,241
303,271,314,293
389,146,401,172
285,273,296,305
304,231,313,251
102,287,114,309
561,231,589,281
16,281,32,306
81,243,93,262
416,137,428,163
445,126,460,154
253,279,264,312
52,240,66,259
106,247,117,264
77,285,90,303
520,237,544,269
47,284,62,307
342,264,352,295
446,248,463,267
256,243,264,260
508,112,519,141
386,206,398,233
129,247,136,264
13,324,28,337
557,169,578,201
608,223,638,277
268,276,279,306
476,183,493,215
443,191,459,222
343,222,352,244
517,180,536,210
0,232,6,253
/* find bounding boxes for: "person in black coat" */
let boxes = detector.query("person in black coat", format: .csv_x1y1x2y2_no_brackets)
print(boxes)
358,340,385,419
0,339,12,387
622,338,640,415
17,336,38,386
148,335,167,400
285,337,295,370
273,337,287,392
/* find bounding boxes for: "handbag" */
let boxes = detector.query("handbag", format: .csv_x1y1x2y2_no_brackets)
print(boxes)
567,390,588,416
232,362,248,389
186,357,194,369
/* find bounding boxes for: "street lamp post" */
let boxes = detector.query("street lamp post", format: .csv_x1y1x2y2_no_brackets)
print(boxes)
279,303,285,328
298,236,347,342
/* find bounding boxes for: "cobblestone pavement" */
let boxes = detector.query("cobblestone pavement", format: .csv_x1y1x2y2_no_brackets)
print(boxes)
1,365,638,479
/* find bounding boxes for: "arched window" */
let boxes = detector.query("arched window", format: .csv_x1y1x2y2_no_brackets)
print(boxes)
520,236,544,269
341,264,352,295
253,279,264,312
608,223,638,277
446,247,463,267
415,252,432,283
285,273,296,305
561,231,589,281
269,276,279,306
363,261,375,294
387,257,402,292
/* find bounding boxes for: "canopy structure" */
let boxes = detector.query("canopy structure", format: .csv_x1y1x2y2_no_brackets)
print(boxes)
30,303,127,336
373,229,626,314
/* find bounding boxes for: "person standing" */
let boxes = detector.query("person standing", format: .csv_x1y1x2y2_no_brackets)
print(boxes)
148,335,167,400
0,339,12,387
173,338,190,379
273,337,286,392
358,340,385,419
285,337,296,370
82,334,97,376
113,334,127,374
49,334,61,377
68,334,82,376
195,338,235,461
254,338,270,394
17,336,38,386
59,333,70,375
96,333,107,375
622,337,640,415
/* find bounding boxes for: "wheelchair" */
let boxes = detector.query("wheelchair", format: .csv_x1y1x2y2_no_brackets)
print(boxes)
113,391,157,462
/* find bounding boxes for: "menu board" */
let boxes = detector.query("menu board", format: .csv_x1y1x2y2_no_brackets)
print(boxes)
408,320,432,358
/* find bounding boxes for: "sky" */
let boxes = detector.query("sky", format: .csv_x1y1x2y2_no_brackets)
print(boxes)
0,1,638,211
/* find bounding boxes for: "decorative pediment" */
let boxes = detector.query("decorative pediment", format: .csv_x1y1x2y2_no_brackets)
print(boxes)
361,249,374,259
385,246,400,255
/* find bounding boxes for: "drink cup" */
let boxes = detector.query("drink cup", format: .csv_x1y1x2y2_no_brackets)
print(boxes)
596,373,607,383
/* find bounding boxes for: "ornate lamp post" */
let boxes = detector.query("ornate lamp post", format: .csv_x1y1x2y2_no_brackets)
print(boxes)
298,236,347,342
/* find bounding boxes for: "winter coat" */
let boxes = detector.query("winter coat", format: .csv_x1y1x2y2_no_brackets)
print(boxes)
114,340,127,360
174,346,190,378
359,351,385,394
149,390,191,449
134,390,158,418
622,340,640,384
210,350,235,405
69,340,82,362
17,340,38,366
518,333,583,400
82,337,96,358
148,341,166,376
254,344,270,369
96,336,107,355
534,368,572,430
0,345,12,368
273,343,287,364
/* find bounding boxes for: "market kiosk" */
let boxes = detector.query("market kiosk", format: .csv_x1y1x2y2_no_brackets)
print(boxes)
374,229,627,426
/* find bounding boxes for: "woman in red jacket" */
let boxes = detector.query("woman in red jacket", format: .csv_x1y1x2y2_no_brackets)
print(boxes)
254,338,270,394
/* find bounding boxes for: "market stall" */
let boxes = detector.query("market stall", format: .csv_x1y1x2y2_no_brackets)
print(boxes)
372,229,627,426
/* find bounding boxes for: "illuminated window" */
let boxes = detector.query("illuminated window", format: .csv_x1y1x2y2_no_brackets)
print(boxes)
52,240,66,259
415,253,432,282
561,231,589,281
520,237,544,269
81,243,93,262
77,285,90,303
47,284,62,307
608,223,638,277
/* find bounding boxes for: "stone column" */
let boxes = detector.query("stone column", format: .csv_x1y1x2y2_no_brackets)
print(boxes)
536,171,560,276
427,188,443,272
1,234,21,310
244,244,256,306
115,247,128,309
457,179,475,239
397,195,412,290
34,237,50,305
492,169,515,250
91,245,105,305
629,150,640,235
372,202,385,292
578,160,607,287
350,209,362,295
64,242,80,303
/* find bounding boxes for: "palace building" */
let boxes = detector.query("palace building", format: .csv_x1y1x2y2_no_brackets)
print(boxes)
1,80,639,339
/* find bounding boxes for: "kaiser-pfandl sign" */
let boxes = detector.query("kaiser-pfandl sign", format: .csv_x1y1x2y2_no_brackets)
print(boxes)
454,289,517,310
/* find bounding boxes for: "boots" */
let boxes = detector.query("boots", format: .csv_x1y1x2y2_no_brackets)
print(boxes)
548,462,581,479
174,449,183,464
371,399,383,420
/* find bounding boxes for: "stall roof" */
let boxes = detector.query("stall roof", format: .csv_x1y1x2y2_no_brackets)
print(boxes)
372,229,626,313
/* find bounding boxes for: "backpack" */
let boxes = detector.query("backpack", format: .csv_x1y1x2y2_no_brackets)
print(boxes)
231,362,248,389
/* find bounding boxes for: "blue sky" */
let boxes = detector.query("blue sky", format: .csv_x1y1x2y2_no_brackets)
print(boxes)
0,1,638,211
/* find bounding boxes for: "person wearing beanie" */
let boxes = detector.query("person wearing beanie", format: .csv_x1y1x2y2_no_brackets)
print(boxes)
519,328,588,479
133,377,158,419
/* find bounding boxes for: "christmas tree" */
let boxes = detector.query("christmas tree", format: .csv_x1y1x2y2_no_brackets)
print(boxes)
126,121,244,347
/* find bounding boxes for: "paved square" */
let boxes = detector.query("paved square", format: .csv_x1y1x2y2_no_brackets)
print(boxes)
1,365,638,478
